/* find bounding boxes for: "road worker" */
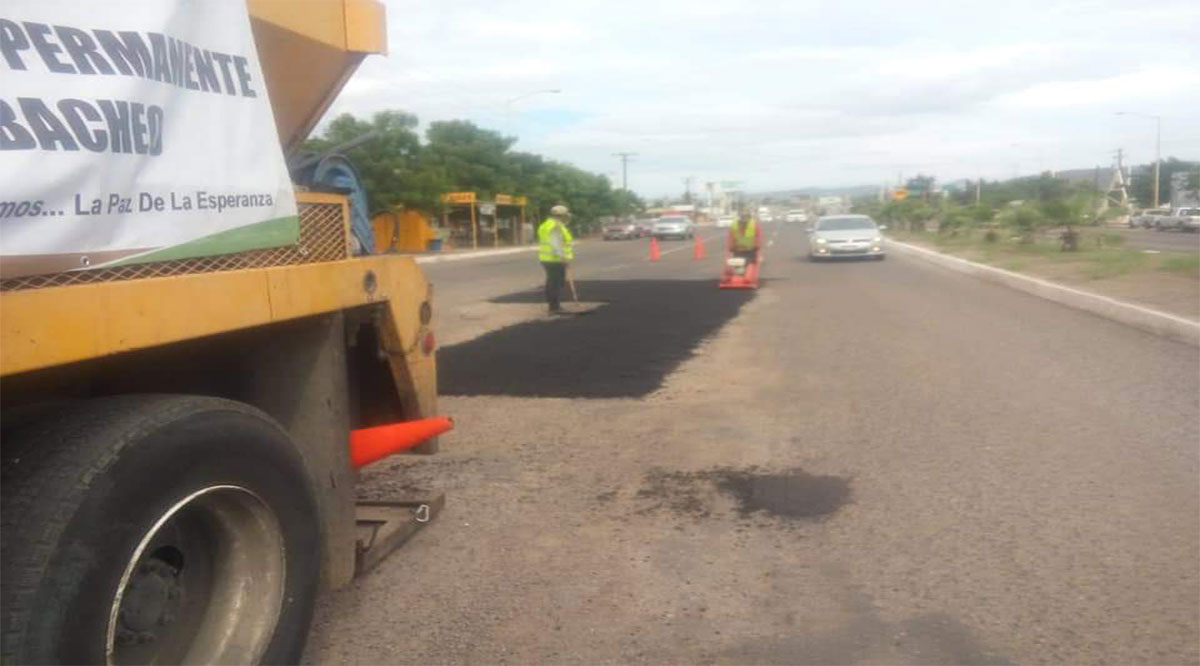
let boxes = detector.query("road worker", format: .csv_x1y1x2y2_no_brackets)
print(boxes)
538,204,575,314
727,209,762,265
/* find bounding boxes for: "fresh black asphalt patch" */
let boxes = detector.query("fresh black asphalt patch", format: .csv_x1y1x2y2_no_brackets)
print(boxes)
635,467,852,522
438,279,754,398
713,468,851,519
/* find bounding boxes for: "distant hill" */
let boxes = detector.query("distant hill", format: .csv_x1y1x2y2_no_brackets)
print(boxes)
753,184,879,199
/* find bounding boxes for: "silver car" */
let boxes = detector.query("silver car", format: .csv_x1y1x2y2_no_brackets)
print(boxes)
652,216,695,240
809,215,885,260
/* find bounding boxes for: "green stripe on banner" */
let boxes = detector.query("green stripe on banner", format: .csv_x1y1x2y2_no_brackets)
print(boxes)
108,215,300,266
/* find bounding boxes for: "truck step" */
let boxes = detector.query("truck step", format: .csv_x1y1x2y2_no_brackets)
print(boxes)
354,493,445,576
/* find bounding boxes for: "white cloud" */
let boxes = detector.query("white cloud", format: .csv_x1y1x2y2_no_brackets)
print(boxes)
319,0,1200,195
997,67,1200,109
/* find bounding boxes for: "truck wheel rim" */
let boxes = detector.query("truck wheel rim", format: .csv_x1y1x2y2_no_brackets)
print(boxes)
106,485,286,665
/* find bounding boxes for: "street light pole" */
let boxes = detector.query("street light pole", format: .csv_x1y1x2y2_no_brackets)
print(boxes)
1116,111,1162,208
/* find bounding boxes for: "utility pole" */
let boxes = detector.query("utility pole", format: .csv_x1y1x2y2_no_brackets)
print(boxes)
1108,148,1129,208
975,178,981,205
613,152,637,191
1153,117,1162,208
682,176,695,203
1115,112,1162,207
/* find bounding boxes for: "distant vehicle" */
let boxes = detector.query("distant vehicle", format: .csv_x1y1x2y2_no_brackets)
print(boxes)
786,210,808,223
1176,207,1200,232
809,215,885,261
1157,207,1200,232
634,218,657,236
1133,208,1169,229
652,216,695,240
716,215,735,228
602,221,641,240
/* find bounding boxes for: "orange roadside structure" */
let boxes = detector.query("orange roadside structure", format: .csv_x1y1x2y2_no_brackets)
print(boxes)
440,192,528,249
372,209,436,253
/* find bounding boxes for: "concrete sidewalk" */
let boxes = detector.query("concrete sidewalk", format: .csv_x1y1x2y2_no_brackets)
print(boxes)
412,244,539,265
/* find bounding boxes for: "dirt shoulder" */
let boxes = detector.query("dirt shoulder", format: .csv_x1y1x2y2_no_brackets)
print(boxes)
890,229,1200,321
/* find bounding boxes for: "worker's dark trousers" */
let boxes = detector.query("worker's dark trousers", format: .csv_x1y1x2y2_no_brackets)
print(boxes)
541,261,566,311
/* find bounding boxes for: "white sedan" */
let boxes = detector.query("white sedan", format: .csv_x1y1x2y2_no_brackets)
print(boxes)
809,215,885,260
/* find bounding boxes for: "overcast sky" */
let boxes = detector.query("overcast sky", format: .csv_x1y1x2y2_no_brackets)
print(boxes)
324,0,1200,197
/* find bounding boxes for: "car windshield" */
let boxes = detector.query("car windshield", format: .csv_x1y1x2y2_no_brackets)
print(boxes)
817,217,876,231
657,217,687,224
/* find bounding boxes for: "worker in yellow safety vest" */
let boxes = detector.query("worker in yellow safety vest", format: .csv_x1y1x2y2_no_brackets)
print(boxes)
538,204,575,314
727,210,761,263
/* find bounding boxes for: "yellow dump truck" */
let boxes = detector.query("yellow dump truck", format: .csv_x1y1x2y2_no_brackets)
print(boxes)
0,2,441,662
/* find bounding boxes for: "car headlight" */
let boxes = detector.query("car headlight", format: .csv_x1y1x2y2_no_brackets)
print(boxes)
816,237,828,244
873,236,883,243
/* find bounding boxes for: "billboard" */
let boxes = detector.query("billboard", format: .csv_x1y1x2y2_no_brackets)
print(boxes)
0,1,298,279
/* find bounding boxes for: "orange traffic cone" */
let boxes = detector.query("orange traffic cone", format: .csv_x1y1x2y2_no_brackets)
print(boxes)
649,236,661,262
693,235,705,259
350,416,454,468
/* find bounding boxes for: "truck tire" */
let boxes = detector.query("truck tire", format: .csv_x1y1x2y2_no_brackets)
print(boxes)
1,395,320,665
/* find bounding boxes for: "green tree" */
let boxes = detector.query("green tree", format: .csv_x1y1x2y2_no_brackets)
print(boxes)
422,120,516,198
306,109,635,231
611,189,645,217
1128,158,1199,207
968,203,996,224
302,110,444,212
998,203,1043,244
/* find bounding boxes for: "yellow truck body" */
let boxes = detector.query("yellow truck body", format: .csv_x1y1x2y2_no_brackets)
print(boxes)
0,2,440,663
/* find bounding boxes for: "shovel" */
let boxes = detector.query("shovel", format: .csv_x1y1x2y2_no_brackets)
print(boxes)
566,265,580,303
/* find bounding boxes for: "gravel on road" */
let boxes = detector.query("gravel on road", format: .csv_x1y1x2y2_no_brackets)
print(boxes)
305,224,1198,666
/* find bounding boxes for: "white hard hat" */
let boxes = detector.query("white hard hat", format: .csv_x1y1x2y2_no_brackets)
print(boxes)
550,205,571,217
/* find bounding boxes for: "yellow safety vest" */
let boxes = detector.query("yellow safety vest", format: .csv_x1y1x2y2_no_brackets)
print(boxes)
730,219,757,250
538,218,574,262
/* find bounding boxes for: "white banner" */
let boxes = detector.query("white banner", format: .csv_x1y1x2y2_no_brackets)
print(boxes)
0,0,298,279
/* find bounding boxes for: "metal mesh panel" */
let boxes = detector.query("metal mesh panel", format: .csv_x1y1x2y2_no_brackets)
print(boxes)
1,201,349,292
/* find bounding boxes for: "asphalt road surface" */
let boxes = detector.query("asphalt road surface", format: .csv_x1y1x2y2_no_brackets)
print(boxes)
1109,226,1200,253
306,224,1198,665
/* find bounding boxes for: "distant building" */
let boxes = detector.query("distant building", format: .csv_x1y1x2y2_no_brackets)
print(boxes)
1170,172,1200,207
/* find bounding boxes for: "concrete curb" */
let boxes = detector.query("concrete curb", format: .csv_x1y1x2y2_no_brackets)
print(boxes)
886,239,1200,346
414,245,538,264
